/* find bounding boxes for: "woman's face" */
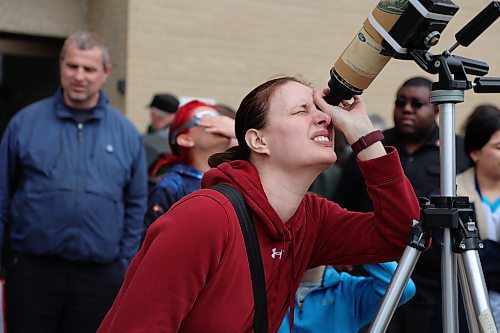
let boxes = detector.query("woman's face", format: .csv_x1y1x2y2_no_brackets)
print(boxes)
471,130,500,179
258,81,336,169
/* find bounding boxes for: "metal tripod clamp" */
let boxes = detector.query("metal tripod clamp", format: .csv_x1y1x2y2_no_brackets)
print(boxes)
406,221,431,251
419,195,485,253
452,205,484,253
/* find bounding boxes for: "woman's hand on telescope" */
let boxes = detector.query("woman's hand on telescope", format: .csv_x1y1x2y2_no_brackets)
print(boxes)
313,88,372,143
313,88,386,160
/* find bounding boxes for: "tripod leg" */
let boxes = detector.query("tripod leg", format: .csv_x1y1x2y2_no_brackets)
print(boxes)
443,228,460,333
458,255,481,332
460,250,497,332
368,246,421,333
439,101,460,333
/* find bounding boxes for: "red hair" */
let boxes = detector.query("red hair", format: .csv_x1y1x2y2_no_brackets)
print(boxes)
150,100,217,176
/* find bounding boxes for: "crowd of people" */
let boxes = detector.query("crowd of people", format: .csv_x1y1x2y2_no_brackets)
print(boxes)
0,30,499,333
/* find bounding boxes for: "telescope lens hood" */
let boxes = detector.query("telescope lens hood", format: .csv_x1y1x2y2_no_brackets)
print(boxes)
324,69,363,106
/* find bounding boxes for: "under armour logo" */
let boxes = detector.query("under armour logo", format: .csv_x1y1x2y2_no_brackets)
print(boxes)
271,248,284,259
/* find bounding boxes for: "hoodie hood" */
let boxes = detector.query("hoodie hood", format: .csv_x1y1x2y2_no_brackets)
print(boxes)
202,160,291,241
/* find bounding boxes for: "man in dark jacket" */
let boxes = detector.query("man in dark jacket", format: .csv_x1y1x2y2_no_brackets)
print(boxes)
0,31,148,333
333,76,470,333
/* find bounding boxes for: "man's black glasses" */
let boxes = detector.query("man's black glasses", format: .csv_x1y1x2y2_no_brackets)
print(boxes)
394,96,425,109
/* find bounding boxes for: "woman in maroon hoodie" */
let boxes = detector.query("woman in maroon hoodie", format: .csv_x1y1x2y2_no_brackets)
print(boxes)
98,76,420,332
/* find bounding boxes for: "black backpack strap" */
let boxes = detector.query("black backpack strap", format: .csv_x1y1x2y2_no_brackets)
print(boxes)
210,183,268,333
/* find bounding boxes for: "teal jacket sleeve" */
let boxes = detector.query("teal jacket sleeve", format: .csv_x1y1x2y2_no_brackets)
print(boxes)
352,262,416,328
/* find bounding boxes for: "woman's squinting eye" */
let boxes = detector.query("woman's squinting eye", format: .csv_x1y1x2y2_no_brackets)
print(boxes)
294,109,308,115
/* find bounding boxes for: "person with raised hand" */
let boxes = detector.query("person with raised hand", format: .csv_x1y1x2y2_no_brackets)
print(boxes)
98,76,419,333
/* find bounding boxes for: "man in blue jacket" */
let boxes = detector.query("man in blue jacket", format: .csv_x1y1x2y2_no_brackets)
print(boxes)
0,31,148,333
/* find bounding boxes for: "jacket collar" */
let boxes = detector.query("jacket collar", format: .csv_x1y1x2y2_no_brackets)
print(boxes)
54,88,109,120
170,163,203,180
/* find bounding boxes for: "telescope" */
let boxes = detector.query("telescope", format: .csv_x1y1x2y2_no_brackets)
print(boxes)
324,0,459,105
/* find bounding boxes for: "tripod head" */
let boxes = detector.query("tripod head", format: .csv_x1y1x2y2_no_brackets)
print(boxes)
404,1,500,96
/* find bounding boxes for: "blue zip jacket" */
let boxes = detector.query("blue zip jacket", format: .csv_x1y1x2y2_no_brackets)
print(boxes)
0,89,147,266
278,262,416,333
144,163,202,227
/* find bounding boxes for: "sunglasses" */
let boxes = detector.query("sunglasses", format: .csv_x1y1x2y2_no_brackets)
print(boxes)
394,96,426,109
170,110,220,145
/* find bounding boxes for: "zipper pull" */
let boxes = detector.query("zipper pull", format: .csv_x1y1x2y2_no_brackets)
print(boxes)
77,123,84,143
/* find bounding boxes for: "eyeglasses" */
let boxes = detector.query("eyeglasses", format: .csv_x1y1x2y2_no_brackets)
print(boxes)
394,96,426,109
170,110,220,145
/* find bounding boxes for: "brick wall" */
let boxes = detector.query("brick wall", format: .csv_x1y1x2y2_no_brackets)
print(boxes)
125,0,500,133
0,0,86,37
3,0,500,132
88,0,128,117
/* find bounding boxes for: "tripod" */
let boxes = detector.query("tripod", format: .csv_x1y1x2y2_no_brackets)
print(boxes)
368,91,496,333
366,2,500,332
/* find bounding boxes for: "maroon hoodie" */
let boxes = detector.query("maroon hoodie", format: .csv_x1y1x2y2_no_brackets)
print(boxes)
98,147,419,333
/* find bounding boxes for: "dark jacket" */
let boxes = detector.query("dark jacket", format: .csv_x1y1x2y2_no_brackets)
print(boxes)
0,89,148,266
144,163,203,227
334,126,470,212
